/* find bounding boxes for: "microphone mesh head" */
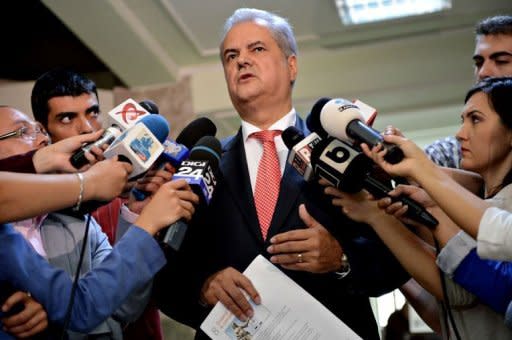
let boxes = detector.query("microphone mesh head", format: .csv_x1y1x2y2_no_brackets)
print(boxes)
282,126,305,149
138,114,170,143
320,98,363,142
189,135,222,171
139,99,159,114
306,97,331,138
176,117,217,148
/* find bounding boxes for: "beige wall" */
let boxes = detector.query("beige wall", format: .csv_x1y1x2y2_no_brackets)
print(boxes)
0,80,114,120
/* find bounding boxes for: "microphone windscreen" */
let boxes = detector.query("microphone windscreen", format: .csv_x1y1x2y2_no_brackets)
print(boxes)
138,115,170,143
282,126,304,149
176,117,217,148
139,99,159,114
189,136,222,171
320,99,364,142
306,97,331,137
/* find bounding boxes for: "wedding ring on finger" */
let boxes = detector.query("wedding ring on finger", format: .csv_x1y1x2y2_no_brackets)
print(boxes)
297,253,303,263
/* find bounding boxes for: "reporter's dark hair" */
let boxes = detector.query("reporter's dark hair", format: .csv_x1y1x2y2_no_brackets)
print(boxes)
475,15,512,36
31,68,98,128
465,77,512,195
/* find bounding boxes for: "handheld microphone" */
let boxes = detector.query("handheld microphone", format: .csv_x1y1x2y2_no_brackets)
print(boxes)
307,97,404,164
131,117,217,201
70,99,154,169
104,114,169,179
160,135,221,251
138,99,159,114
282,126,322,182
160,117,217,168
310,137,438,229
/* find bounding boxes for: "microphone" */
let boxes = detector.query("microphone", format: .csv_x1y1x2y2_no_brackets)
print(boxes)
281,126,322,182
70,98,154,169
307,97,404,164
160,135,221,251
131,117,217,201
159,117,217,168
138,99,159,114
310,137,438,229
103,114,170,179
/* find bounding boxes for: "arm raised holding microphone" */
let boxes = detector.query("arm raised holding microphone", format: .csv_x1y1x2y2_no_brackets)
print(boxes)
0,172,199,337
363,134,493,248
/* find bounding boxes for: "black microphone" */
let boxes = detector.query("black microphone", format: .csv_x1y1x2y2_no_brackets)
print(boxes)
160,135,222,250
310,137,438,229
138,99,159,114
307,97,404,164
281,126,322,181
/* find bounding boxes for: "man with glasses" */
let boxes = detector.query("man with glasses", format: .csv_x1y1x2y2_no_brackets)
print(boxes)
0,107,49,159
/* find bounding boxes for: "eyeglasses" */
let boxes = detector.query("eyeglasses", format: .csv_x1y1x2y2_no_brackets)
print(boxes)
0,123,48,142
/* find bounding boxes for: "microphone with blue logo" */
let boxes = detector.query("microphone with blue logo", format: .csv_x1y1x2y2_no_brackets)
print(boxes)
160,135,221,251
131,116,217,201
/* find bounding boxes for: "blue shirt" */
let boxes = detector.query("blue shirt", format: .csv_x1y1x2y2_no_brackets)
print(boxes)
0,223,165,338
453,248,512,314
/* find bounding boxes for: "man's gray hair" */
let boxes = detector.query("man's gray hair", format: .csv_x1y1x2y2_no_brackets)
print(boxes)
220,8,298,58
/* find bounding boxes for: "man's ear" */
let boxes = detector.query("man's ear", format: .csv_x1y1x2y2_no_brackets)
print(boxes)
287,55,297,84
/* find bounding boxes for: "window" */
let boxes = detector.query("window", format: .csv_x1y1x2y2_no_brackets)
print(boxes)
335,0,451,25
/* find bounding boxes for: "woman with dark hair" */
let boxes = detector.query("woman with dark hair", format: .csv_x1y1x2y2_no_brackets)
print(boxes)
322,77,512,339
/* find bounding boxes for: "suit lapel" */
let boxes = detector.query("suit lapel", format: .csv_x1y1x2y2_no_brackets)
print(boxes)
221,129,264,243
221,116,309,242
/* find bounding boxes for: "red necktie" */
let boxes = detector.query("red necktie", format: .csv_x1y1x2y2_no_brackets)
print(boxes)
251,130,282,239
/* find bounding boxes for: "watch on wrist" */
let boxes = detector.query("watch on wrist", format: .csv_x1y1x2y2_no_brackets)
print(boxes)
335,253,351,279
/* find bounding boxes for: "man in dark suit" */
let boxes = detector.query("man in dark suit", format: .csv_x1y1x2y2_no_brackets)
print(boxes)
155,8,408,339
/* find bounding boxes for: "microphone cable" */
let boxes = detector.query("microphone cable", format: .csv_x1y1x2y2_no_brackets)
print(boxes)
60,213,92,340
434,238,462,340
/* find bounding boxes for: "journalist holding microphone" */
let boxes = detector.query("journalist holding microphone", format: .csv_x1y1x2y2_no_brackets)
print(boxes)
0,105,198,338
323,77,512,338
30,69,174,339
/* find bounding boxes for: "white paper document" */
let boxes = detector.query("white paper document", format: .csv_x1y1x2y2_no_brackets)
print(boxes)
200,255,362,340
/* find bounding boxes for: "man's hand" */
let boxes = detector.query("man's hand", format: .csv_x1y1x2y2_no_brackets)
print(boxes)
83,158,132,201
134,179,199,235
200,267,261,321
267,204,343,273
33,130,105,173
128,163,175,214
1,291,48,338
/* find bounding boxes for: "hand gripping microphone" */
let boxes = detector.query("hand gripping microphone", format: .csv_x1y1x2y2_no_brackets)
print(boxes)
281,126,322,181
104,114,170,179
307,97,404,164
160,135,222,251
310,137,438,229
70,99,155,169
131,117,217,201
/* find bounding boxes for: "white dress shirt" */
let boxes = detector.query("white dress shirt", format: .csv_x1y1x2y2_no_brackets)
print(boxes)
241,109,297,193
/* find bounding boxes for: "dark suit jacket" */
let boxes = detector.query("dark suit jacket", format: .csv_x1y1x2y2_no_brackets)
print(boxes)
155,116,408,340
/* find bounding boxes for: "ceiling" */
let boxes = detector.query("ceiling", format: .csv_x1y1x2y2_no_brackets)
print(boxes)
4,0,507,88
2,0,511,140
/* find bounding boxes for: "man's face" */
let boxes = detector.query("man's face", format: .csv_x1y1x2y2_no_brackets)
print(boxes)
473,34,512,80
0,107,49,159
46,92,102,142
221,21,297,112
